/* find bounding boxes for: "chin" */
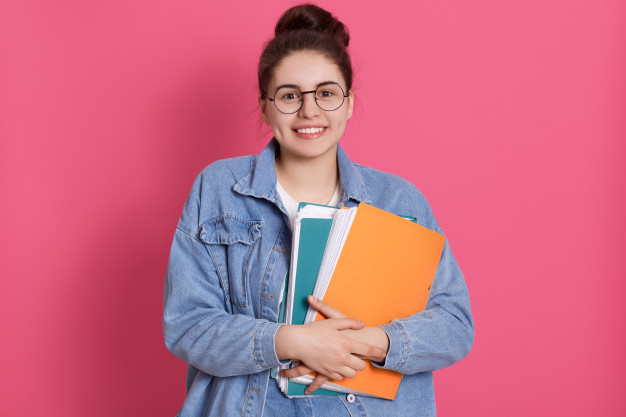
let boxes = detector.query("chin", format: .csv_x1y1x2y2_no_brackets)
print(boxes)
277,139,340,160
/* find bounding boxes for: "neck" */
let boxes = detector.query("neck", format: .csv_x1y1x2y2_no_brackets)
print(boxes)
275,145,339,205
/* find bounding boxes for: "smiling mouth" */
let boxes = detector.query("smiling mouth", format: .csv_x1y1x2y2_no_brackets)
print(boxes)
295,127,326,134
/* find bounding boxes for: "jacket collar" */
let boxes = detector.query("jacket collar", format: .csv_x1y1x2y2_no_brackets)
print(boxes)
233,139,372,205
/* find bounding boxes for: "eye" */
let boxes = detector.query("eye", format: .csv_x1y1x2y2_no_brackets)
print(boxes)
317,89,334,98
276,88,301,102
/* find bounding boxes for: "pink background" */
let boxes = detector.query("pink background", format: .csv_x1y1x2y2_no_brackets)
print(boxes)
1,0,625,415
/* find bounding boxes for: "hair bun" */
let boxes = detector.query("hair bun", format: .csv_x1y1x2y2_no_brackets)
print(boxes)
275,4,350,48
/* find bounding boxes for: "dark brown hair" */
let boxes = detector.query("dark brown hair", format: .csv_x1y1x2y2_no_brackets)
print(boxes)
258,4,352,98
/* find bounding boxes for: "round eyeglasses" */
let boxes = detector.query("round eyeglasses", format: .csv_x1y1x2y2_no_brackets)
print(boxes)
266,82,349,114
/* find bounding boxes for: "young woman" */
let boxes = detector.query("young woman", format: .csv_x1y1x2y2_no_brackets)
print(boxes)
163,4,473,417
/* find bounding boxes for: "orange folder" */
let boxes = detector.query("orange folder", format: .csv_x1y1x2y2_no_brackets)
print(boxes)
314,203,446,399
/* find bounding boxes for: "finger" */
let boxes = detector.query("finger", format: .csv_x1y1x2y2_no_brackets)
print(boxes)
349,340,387,361
355,353,387,362
329,318,365,331
281,365,313,379
304,374,329,395
338,365,357,379
329,372,343,381
308,296,347,319
345,355,367,373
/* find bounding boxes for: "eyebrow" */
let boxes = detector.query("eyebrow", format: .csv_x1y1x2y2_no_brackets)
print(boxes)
273,81,339,92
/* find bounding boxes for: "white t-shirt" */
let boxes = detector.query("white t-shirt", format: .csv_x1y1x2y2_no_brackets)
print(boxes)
276,181,342,230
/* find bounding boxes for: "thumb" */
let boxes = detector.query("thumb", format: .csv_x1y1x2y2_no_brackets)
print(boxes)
308,296,347,319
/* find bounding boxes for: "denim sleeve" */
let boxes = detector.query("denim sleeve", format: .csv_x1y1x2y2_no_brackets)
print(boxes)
375,239,474,374
162,172,287,378
163,227,285,377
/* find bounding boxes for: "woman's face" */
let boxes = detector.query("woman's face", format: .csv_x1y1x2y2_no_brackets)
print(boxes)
260,51,354,162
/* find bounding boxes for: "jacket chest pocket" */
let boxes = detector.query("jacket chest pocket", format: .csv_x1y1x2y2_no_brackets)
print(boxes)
199,215,263,309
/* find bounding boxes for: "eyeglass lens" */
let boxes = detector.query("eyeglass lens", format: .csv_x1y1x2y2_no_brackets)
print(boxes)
273,83,346,114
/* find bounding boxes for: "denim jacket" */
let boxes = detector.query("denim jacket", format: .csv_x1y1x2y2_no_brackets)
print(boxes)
163,139,474,417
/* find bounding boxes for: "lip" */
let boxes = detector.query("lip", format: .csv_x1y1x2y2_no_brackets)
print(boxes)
292,125,328,140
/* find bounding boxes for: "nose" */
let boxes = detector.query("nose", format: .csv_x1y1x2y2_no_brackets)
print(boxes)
298,91,320,118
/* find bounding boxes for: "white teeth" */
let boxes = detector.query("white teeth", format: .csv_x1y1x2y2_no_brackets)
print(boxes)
297,127,325,133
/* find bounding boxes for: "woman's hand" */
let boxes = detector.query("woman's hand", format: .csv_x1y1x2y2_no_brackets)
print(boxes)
279,296,389,394
310,296,390,357
275,317,382,382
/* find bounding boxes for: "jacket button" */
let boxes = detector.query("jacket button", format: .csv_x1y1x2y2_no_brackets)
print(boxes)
346,393,356,403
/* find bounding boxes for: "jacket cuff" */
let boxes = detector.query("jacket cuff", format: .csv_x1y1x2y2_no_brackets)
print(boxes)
253,322,290,370
374,320,408,371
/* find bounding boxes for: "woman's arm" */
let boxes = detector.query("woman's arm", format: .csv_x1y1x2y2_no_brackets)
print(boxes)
163,227,286,377
163,227,386,379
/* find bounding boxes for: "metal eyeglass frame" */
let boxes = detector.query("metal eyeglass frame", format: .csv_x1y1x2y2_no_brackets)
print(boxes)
265,81,349,114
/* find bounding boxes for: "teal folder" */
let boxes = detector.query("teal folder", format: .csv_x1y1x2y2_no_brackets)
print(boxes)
286,214,340,396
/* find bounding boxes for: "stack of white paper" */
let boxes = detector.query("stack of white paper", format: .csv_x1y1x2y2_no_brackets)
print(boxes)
304,207,357,324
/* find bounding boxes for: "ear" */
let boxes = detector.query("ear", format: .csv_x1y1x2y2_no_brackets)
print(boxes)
259,94,270,125
346,89,355,120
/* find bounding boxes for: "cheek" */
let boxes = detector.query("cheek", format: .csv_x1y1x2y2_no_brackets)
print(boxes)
331,110,350,129
272,125,285,138
267,115,293,137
